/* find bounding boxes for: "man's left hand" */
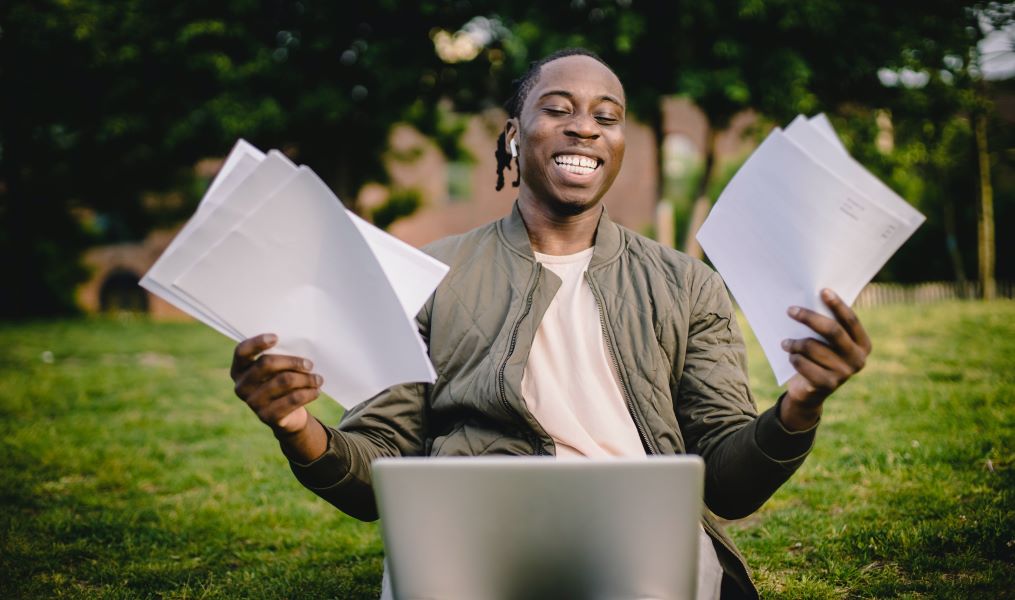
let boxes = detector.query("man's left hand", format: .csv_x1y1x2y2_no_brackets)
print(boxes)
779,288,872,431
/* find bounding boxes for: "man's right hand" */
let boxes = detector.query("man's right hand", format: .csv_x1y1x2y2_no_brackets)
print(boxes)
230,334,323,436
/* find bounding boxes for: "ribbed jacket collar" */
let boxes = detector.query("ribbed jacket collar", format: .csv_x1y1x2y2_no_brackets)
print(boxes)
497,200,625,269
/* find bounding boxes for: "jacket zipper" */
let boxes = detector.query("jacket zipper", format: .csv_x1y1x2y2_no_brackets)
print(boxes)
497,263,547,455
586,274,756,594
701,516,758,596
586,273,658,455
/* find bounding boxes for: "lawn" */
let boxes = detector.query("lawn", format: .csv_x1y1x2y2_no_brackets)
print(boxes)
1,301,1012,598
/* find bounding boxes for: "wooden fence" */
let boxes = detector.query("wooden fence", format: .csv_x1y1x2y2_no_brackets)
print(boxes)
853,281,1014,308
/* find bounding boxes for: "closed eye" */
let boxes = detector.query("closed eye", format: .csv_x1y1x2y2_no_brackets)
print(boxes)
543,107,570,116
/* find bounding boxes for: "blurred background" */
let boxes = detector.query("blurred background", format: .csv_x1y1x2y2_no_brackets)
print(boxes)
2,3,1014,598
1,0,1013,318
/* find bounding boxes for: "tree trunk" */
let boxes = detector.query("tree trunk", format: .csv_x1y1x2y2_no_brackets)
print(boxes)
941,194,967,287
683,123,716,259
649,104,666,207
974,112,996,300
646,102,674,248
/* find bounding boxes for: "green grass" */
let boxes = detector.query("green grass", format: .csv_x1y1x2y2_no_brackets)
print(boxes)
1,302,1013,598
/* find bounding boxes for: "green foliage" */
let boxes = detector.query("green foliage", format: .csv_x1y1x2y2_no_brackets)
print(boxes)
493,1,971,126
1,0,1007,316
823,0,1015,283
734,300,1015,597
0,0,489,317
371,187,423,231
834,108,986,283
1,302,1012,597
488,0,1001,275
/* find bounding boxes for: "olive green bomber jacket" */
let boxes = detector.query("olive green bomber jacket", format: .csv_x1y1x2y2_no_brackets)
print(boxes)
289,203,818,598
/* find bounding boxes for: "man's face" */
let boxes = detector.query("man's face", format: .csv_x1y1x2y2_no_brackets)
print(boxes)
509,55,626,214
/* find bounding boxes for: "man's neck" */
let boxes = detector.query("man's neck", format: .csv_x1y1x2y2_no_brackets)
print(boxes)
517,195,601,256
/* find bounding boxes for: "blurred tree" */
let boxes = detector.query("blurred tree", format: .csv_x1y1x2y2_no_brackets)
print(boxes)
828,1,1013,292
474,0,984,258
0,0,1008,316
966,2,1014,299
0,0,478,317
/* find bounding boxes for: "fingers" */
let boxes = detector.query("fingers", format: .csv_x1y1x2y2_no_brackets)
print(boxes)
786,353,840,395
229,334,324,434
783,337,858,404
787,305,853,355
238,362,324,430
783,289,873,404
245,370,323,411
787,293,867,372
251,385,321,428
820,289,872,354
231,333,278,380
781,337,850,373
233,353,315,400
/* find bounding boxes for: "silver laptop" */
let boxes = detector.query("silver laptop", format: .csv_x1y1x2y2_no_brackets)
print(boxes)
372,456,704,600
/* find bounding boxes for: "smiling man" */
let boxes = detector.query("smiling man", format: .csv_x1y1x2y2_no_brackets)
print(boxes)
230,48,871,599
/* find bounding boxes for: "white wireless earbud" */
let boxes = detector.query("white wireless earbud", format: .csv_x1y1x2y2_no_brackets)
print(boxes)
510,138,518,158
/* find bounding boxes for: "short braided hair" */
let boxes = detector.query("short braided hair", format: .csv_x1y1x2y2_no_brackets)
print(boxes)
495,47,617,191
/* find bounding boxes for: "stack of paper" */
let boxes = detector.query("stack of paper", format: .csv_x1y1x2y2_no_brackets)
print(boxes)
141,140,449,408
696,115,925,385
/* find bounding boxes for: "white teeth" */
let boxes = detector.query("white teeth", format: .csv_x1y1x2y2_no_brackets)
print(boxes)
559,163,595,174
553,154,599,174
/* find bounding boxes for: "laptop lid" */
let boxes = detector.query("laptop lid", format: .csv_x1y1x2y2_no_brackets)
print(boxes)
372,456,704,600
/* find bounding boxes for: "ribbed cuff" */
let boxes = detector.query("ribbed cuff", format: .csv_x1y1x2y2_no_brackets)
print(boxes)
753,394,819,462
288,423,353,490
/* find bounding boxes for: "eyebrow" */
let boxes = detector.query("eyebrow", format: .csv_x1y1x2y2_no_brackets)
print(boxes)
537,90,625,109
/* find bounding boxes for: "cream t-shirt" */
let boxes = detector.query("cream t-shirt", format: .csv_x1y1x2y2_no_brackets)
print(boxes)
521,248,723,600
521,248,643,457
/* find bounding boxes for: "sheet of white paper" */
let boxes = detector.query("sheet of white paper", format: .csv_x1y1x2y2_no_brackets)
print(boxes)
202,139,265,208
138,277,240,339
141,141,269,338
696,126,923,384
175,167,440,408
786,117,925,229
349,212,449,318
142,150,292,337
166,151,300,335
807,114,848,155
143,142,449,341
173,153,445,324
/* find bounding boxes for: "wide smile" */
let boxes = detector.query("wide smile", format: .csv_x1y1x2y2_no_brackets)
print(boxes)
552,153,602,178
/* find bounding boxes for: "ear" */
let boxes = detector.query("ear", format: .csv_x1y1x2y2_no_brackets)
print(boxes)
504,118,519,148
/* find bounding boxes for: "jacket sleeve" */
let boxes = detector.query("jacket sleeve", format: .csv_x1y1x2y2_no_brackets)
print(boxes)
675,268,818,520
285,299,433,522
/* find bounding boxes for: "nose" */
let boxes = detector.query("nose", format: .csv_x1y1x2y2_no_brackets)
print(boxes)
564,113,600,140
